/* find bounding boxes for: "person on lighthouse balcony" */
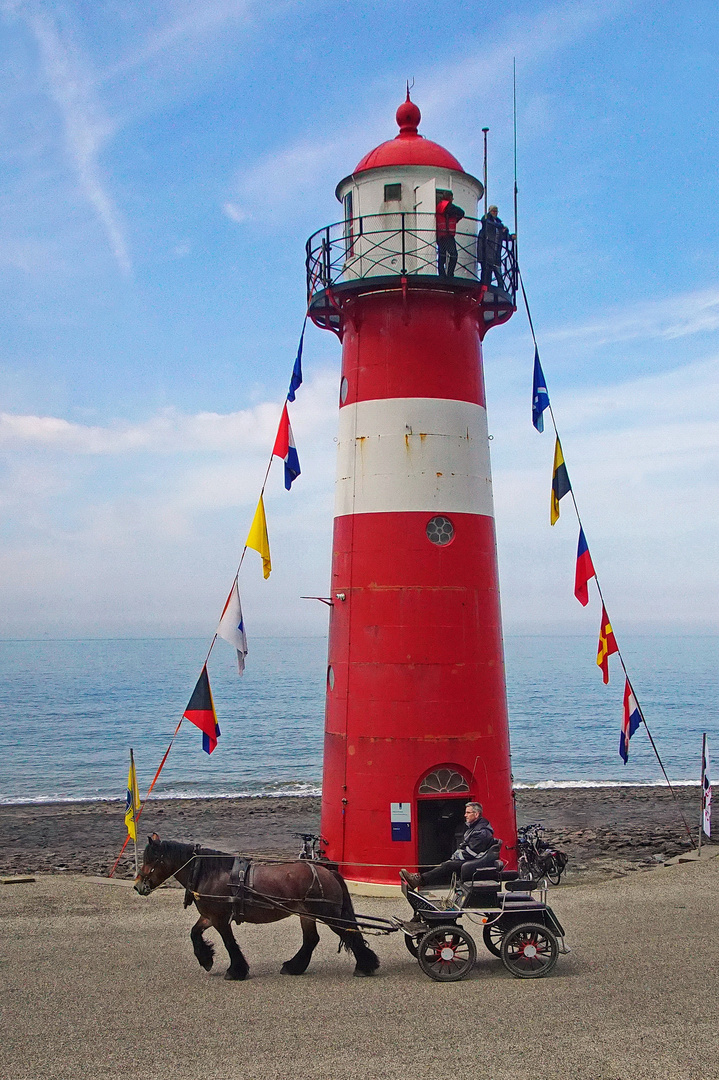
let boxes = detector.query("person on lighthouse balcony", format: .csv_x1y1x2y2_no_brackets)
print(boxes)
400,802,501,890
435,189,465,277
479,204,511,288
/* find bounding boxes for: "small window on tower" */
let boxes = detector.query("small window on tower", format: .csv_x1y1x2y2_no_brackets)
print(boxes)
384,183,402,202
426,515,454,546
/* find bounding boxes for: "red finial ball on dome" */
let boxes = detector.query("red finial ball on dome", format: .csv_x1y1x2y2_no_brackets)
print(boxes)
396,90,421,137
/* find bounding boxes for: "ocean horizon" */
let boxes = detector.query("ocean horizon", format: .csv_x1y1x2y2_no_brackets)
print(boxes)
1,634,716,806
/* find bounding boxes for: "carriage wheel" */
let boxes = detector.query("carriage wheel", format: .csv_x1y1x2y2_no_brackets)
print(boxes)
482,922,504,958
500,922,558,979
417,924,477,982
403,933,419,958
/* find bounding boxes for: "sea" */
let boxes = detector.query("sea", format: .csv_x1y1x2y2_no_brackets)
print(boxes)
0,635,716,805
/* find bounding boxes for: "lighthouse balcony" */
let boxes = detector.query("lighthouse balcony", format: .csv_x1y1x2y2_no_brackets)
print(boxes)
306,212,517,334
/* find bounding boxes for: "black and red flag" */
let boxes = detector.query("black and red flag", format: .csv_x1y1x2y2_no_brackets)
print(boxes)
183,665,220,754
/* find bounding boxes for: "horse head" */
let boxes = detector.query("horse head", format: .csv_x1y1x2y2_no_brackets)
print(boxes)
134,832,170,895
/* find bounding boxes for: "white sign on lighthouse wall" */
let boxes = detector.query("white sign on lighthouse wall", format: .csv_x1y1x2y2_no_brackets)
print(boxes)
390,802,412,842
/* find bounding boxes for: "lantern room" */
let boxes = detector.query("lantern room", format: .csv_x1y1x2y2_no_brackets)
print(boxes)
306,93,517,336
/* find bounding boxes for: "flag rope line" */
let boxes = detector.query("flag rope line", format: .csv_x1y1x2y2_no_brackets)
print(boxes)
108,315,309,876
519,268,696,848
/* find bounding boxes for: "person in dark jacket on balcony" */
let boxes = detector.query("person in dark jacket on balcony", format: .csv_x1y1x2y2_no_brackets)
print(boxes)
479,205,510,287
400,802,500,889
435,189,465,278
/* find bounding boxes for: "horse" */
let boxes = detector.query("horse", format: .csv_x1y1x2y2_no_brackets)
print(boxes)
134,834,380,981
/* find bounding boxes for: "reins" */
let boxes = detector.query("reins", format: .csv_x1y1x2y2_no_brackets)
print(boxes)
139,849,385,934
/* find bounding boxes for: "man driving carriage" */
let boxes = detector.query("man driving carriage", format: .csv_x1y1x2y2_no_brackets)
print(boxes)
400,802,501,890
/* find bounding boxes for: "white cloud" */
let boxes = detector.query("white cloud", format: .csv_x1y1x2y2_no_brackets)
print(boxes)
227,1,621,225
544,286,719,347
20,4,131,274
0,368,338,455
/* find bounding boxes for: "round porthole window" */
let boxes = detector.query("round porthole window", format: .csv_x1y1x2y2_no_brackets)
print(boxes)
340,376,349,404
327,665,335,690
426,515,454,546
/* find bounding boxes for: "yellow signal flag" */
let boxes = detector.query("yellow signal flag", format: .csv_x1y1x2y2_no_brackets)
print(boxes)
246,494,272,579
124,751,140,841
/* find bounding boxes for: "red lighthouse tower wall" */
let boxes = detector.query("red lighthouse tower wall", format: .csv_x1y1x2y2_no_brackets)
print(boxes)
320,289,517,885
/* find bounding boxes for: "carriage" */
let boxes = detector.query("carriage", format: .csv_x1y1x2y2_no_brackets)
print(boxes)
357,868,570,982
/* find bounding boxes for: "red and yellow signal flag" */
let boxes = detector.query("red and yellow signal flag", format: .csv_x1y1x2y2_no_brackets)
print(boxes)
183,665,220,755
596,605,619,684
550,437,571,525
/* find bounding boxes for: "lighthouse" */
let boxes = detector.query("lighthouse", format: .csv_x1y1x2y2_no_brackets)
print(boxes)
307,95,518,889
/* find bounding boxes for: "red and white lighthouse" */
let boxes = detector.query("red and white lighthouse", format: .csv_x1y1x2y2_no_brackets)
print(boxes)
307,96,518,888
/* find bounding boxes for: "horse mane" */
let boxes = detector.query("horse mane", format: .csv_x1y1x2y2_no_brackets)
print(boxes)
154,838,237,878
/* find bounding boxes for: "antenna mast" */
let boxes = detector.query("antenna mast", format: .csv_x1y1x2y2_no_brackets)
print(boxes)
482,127,489,215
513,59,519,252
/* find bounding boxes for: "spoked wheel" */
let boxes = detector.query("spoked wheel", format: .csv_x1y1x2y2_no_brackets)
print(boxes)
404,933,419,958
500,922,558,979
482,922,504,958
417,924,477,982
544,856,563,886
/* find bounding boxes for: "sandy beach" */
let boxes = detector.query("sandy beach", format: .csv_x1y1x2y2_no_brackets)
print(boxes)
0,785,702,882
1,851,718,1080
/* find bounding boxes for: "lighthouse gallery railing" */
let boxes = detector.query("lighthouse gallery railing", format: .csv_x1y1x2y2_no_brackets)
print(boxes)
306,212,517,305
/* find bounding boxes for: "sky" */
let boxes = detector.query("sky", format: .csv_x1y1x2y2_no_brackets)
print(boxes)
0,0,717,642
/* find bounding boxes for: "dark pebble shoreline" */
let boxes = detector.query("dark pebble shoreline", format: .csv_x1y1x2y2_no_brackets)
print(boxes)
0,786,703,885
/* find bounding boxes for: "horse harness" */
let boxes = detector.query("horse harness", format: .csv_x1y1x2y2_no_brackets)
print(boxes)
228,855,253,922
184,847,328,921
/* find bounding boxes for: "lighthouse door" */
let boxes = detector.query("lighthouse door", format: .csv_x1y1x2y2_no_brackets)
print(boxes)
418,798,467,868
413,178,436,276
417,766,472,868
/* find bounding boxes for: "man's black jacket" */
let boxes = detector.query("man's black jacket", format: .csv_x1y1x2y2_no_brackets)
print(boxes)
453,816,495,861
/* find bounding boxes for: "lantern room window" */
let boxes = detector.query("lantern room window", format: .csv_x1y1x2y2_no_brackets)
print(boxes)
384,183,402,202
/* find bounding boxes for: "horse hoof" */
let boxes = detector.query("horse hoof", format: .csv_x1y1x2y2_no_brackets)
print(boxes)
280,963,303,975
224,969,248,981
199,956,213,972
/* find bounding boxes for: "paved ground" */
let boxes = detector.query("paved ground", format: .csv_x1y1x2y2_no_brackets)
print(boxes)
1,854,718,1080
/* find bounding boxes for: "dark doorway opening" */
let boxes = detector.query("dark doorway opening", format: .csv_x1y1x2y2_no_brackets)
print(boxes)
418,798,467,869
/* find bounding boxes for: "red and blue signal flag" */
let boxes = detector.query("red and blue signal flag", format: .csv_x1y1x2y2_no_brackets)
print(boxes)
574,527,596,606
273,402,301,490
620,679,642,763
183,665,220,755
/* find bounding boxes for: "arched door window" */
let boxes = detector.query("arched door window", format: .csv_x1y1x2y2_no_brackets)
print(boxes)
418,768,470,796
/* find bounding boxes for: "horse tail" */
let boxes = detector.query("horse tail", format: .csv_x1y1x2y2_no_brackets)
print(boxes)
327,867,380,975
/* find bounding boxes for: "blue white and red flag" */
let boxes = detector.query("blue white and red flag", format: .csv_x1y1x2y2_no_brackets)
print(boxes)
217,578,248,674
702,735,711,837
619,679,642,763
574,527,596,606
272,402,301,490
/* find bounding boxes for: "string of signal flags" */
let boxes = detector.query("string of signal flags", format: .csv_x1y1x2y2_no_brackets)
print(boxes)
108,319,307,875
521,272,694,847
111,272,697,875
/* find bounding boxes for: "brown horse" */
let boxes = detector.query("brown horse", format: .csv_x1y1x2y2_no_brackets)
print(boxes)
134,834,380,981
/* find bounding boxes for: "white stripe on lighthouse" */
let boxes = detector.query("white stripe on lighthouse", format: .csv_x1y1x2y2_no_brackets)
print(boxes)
334,397,494,518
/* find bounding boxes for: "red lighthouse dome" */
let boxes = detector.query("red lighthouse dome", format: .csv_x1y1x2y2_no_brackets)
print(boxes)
353,93,465,174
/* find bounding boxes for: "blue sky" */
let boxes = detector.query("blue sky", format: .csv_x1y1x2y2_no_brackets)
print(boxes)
0,0,717,642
